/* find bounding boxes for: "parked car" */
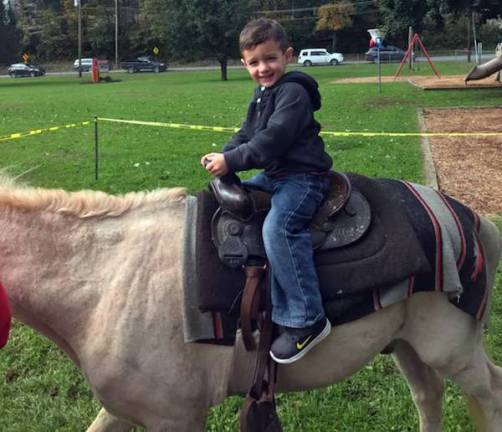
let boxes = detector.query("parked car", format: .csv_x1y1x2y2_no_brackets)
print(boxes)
365,45,414,63
72,58,110,72
298,49,344,66
8,63,45,78
120,56,167,73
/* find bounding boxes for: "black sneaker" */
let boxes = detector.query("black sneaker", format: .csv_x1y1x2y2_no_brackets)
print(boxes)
269,318,331,364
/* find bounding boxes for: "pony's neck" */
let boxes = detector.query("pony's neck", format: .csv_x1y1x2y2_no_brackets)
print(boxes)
0,206,97,348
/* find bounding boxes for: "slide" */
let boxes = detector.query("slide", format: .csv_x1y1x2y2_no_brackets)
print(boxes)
465,43,502,82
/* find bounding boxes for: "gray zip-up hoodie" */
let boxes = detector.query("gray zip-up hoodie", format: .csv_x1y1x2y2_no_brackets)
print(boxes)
223,71,332,177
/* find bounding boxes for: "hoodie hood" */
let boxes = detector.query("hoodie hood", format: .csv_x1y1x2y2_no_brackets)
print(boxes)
275,71,321,111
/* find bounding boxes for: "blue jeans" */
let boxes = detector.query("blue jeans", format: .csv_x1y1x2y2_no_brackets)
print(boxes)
243,172,330,328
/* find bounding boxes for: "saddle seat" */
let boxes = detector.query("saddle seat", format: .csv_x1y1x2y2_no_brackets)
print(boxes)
209,172,371,269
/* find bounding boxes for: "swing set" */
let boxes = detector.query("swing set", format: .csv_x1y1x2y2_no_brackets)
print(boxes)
394,32,441,80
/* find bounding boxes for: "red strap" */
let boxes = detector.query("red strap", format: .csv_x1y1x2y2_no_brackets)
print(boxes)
0,282,11,348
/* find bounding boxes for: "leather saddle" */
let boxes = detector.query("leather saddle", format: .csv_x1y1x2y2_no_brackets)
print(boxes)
208,172,371,432
209,172,371,269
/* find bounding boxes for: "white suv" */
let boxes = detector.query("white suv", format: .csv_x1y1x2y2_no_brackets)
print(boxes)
72,58,110,72
298,49,343,66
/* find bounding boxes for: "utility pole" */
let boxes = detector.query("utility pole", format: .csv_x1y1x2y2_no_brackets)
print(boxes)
75,0,82,78
115,0,119,69
466,14,471,63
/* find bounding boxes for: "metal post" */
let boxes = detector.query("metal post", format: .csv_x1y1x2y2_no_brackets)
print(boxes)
472,12,478,65
377,46,381,93
466,15,471,63
408,26,413,70
115,0,119,69
94,116,99,180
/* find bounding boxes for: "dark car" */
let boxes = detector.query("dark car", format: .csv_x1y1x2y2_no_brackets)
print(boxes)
365,45,414,63
120,56,167,73
8,63,45,78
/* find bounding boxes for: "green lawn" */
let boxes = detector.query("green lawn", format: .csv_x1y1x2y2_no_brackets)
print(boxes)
0,62,501,431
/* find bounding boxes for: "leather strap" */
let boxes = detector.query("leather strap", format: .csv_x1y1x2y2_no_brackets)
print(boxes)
240,266,282,432
251,271,275,397
240,265,266,351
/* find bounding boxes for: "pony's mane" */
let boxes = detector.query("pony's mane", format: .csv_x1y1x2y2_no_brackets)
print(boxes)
0,174,187,218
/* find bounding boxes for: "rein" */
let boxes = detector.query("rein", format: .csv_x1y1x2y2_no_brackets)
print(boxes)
0,280,12,348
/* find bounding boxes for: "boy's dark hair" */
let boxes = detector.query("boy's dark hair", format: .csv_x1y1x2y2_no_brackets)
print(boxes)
239,18,289,52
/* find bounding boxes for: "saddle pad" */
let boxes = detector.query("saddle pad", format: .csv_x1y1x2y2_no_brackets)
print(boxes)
194,174,432,313
315,174,431,298
184,179,488,343
324,182,488,325
182,196,238,345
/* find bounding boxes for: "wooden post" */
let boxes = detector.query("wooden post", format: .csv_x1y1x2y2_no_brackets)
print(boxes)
408,26,414,70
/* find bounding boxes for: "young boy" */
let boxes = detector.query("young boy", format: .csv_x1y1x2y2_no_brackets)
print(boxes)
201,18,332,364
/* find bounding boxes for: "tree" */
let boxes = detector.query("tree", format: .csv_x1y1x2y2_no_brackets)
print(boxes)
377,0,428,44
37,8,73,59
0,1,21,64
87,3,115,57
167,0,257,80
316,1,354,51
127,0,169,57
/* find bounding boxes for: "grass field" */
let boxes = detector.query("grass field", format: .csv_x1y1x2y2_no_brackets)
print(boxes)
0,61,501,431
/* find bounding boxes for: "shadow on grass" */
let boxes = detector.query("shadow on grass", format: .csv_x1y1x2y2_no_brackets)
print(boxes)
0,77,105,88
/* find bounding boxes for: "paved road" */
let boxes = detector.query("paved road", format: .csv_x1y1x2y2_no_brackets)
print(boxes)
0,54,496,78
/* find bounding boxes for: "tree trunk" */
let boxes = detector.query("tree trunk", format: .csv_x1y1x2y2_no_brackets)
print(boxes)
219,56,228,81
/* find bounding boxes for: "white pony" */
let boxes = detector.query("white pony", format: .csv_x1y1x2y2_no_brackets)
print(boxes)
0,176,501,432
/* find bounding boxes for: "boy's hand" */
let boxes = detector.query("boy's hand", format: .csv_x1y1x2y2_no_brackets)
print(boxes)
201,153,229,177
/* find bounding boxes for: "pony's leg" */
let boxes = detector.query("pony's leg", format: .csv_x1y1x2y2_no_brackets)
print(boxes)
447,345,502,432
86,403,207,432
392,340,444,432
86,408,134,432
143,413,207,432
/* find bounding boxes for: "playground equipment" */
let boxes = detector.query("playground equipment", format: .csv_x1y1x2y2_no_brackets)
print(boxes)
394,33,440,80
465,43,502,82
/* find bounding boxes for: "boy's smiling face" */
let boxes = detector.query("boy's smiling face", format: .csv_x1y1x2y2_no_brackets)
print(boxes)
241,40,293,88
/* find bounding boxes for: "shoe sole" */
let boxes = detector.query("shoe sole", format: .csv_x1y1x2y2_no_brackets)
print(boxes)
269,320,332,364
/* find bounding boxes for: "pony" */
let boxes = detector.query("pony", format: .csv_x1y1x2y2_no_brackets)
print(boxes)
0,174,500,432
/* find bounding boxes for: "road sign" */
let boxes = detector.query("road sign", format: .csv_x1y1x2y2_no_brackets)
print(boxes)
22,53,29,64
153,47,159,55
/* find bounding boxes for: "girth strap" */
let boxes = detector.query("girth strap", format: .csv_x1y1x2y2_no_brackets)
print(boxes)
240,265,266,351
240,267,282,432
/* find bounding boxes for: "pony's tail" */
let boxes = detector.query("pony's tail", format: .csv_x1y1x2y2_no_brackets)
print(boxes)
464,394,488,432
477,218,502,325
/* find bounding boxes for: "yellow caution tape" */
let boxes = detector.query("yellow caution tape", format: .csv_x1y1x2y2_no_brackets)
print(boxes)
97,117,239,133
97,117,502,138
320,131,502,137
2,117,502,143
0,121,91,142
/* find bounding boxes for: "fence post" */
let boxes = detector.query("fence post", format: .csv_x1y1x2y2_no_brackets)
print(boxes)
94,116,99,180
